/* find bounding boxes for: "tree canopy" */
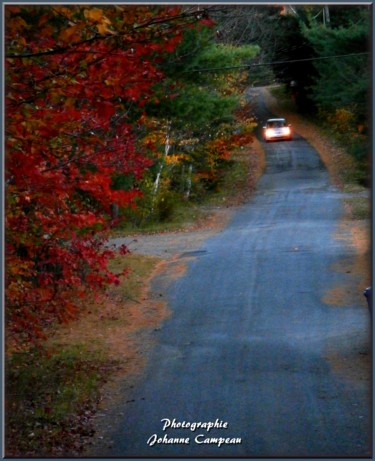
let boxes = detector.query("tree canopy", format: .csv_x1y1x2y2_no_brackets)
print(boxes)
5,5,257,348
5,5,208,346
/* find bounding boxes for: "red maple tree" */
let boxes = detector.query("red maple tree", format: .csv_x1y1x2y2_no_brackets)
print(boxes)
5,5,212,348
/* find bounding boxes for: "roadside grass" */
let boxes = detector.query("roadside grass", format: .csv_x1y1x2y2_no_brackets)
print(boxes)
5,253,160,457
5,345,108,457
111,203,205,236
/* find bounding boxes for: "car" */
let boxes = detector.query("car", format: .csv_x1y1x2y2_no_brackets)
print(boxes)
263,118,293,142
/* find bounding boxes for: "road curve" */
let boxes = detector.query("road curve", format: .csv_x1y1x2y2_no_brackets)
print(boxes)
95,88,371,458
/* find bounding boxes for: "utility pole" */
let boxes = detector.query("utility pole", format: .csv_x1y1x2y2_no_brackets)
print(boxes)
323,5,331,26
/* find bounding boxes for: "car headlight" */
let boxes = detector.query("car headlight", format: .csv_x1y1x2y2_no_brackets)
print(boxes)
266,128,275,137
283,127,291,135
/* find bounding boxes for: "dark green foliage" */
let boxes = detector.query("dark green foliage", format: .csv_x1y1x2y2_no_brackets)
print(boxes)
155,190,181,222
302,11,370,122
148,84,238,132
349,137,370,162
301,6,370,171
268,13,317,113
326,5,370,28
111,173,135,191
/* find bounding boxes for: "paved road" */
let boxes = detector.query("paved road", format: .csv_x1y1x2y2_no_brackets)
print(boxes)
96,88,371,457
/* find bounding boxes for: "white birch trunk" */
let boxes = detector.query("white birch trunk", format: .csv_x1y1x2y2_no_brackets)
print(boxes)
152,121,172,213
185,164,193,200
323,5,330,26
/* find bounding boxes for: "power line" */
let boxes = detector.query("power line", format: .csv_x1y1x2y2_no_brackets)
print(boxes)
189,51,370,73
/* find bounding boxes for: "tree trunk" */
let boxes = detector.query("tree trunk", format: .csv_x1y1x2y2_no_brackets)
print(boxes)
185,164,193,200
323,5,330,27
151,121,172,213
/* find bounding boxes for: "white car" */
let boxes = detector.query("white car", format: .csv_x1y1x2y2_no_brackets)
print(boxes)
263,118,293,142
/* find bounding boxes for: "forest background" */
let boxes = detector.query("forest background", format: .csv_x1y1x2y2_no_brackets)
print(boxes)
4,4,371,456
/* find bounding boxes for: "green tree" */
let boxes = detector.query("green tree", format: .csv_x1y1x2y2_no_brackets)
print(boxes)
132,23,259,217
301,7,370,161
302,9,370,121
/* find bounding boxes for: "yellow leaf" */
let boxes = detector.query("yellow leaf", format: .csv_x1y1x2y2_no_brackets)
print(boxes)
84,7,104,22
18,36,27,46
97,23,116,36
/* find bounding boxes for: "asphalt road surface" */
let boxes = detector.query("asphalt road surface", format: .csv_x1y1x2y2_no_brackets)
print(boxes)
97,88,371,458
